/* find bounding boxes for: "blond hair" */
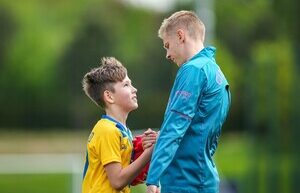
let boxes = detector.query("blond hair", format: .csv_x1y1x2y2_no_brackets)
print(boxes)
82,57,127,108
158,10,205,42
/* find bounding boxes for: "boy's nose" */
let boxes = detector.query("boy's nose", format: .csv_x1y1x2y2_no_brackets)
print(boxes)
132,86,137,93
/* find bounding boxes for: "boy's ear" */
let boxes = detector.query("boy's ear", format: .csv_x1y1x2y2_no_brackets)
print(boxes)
103,90,114,104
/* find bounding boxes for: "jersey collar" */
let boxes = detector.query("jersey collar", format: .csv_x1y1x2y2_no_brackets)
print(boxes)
101,115,133,142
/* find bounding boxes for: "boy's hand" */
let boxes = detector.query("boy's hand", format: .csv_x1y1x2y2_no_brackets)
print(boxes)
142,128,157,150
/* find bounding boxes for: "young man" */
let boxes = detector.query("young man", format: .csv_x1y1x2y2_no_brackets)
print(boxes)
145,11,231,193
81,57,155,193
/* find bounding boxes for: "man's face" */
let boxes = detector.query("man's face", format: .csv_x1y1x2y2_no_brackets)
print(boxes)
162,32,185,66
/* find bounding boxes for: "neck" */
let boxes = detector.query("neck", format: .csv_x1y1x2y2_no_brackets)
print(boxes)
186,40,204,61
105,108,128,126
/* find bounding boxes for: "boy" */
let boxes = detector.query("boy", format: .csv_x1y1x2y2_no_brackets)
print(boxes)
145,11,231,193
81,57,155,193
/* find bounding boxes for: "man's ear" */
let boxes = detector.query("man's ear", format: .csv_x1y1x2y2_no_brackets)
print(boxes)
177,29,185,43
103,90,114,104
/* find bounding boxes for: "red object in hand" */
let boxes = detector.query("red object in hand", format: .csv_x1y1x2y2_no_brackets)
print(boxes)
131,135,150,186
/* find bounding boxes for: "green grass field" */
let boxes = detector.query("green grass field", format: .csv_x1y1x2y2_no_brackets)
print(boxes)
0,131,252,193
0,174,71,193
0,131,295,193
0,173,146,193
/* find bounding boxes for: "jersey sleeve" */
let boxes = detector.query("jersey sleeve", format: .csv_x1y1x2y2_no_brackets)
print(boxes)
146,65,207,186
99,127,122,166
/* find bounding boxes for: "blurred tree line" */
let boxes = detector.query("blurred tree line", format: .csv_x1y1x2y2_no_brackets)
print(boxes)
0,0,171,129
0,0,299,141
0,0,299,192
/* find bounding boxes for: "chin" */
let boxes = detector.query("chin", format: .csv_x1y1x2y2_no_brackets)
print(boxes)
131,104,138,111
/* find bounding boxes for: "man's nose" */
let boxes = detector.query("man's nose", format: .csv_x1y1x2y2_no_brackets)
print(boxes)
166,53,171,60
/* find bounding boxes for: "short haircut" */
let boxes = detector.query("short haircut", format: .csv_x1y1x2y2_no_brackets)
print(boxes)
158,10,205,42
82,57,127,108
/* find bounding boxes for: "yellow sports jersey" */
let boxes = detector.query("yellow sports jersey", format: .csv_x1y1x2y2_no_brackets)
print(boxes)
82,115,133,193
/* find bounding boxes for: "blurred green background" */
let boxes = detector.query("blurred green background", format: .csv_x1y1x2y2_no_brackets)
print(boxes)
0,0,299,193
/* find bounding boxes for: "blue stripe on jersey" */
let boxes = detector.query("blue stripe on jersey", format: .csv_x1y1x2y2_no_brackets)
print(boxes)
83,151,89,179
102,115,133,143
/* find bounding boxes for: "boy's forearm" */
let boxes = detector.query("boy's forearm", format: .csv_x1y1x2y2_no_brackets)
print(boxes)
118,150,151,189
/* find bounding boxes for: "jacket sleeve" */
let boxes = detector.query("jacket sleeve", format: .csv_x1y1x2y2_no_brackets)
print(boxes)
146,65,207,186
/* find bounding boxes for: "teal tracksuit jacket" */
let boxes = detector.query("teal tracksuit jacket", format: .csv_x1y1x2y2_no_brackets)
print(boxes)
146,46,231,193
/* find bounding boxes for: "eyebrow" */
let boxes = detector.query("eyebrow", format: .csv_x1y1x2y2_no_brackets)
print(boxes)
123,79,132,84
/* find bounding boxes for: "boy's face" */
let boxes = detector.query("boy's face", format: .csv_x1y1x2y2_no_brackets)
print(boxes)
111,75,138,112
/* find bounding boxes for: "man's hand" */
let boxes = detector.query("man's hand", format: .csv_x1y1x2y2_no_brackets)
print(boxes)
142,128,157,150
146,185,160,193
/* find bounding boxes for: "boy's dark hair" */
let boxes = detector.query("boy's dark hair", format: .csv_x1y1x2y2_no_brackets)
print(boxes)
82,57,127,108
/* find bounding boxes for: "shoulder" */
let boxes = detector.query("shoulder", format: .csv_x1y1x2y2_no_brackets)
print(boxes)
93,119,121,138
177,61,207,81
179,62,202,75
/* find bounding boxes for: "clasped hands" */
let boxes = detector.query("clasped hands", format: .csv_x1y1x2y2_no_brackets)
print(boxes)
142,129,160,193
